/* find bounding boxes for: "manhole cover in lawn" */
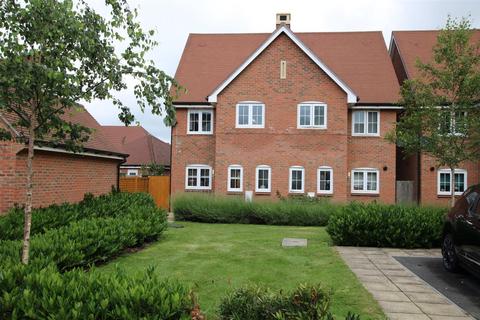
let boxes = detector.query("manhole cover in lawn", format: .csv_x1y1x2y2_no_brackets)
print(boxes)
282,238,307,247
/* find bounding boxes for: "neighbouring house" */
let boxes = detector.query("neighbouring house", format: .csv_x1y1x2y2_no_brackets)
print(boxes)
390,30,480,205
102,126,171,177
171,13,402,203
0,107,127,214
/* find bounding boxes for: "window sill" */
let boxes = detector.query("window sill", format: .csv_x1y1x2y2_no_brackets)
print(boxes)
297,127,327,130
186,132,213,135
255,191,271,195
185,189,212,192
351,193,379,197
351,134,380,137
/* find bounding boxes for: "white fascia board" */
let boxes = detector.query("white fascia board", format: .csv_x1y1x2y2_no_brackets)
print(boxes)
173,104,214,109
34,146,125,160
207,26,358,104
350,106,403,110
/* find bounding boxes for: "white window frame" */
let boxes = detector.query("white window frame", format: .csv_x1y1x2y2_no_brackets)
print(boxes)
227,165,243,192
187,109,213,134
437,169,467,196
317,166,333,194
255,165,271,193
185,164,212,190
351,168,380,194
438,111,467,136
236,102,265,128
289,166,305,193
297,102,327,129
127,169,138,176
352,111,380,136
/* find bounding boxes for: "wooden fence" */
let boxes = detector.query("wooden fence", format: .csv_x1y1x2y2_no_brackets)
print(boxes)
119,176,170,210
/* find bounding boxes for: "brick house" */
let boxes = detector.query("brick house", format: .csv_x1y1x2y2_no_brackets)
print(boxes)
102,126,170,177
390,30,480,205
0,107,127,214
171,14,402,203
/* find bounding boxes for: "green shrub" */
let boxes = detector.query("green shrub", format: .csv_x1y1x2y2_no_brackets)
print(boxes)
218,283,358,320
327,202,447,248
173,193,339,226
0,263,194,320
0,192,156,241
0,207,167,271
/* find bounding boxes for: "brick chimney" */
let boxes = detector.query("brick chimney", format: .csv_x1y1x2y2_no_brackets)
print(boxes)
276,13,291,29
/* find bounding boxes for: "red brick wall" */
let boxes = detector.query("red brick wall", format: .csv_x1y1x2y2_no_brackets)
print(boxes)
171,34,398,203
0,143,120,214
419,154,480,206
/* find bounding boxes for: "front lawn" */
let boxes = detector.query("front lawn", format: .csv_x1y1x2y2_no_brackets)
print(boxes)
100,222,384,319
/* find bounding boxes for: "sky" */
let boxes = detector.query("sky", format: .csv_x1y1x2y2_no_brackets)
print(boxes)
82,0,480,143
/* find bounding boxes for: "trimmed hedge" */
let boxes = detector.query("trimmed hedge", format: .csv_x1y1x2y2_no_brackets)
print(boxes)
219,283,359,320
0,192,156,241
0,206,167,271
327,202,447,248
173,193,338,226
0,263,194,320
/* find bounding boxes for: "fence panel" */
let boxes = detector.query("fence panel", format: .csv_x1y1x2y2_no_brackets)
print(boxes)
119,177,149,193
119,176,170,210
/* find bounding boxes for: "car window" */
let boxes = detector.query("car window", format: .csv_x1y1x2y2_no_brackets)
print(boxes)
466,191,479,206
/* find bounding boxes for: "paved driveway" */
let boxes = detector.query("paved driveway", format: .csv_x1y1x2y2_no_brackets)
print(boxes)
336,247,475,320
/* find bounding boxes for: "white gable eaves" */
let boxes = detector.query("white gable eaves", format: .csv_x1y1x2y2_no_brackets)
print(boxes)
207,25,358,104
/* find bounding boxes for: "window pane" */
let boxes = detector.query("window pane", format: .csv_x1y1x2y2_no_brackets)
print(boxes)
454,112,466,134
440,172,450,192
258,169,269,190
300,105,311,126
202,112,211,132
367,112,378,134
439,112,451,134
189,112,199,132
319,170,331,191
353,172,364,190
238,105,249,125
314,106,325,126
353,112,365,133
187,168,197,186
200,168,210,187
230,168,241,189
367,172,377,191
291,170,303,191
454,173,465,192
252,105,263,125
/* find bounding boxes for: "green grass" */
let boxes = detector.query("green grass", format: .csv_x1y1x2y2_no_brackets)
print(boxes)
100,222,384,319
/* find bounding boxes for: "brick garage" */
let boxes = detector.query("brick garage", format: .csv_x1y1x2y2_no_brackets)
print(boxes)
171,22,401,203
0,108,126,214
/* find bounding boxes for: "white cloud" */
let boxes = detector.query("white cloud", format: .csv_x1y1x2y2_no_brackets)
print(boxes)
83,0,480,142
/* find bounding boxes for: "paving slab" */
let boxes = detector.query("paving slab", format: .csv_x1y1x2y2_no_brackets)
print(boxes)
336,247,475,320
281,238,307,247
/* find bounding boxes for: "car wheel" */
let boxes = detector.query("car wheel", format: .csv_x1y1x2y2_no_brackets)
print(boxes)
442,233,460,272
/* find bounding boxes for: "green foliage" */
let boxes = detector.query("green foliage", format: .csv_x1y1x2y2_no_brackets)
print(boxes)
0,192,157,241
327,202,447,248
388,16,480,171
0,263,193,320
173,193,339,226
219,283,358,320
141,162,166,176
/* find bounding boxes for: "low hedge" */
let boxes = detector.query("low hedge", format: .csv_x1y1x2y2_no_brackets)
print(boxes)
0,206,167,271
0,263,194,319
173,193,339,226
219,283,359,320
327,202,447,248
0,192,156,241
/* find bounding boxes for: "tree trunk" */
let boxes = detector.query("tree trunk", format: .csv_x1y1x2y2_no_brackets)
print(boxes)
450,167,456,208
21,120,35,265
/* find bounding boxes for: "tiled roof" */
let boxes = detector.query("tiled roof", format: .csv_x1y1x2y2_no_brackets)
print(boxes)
174,30,400,104
101,126,170,166
392,30,480,80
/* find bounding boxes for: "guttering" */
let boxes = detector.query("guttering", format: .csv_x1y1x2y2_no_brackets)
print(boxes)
350,105,404,110
33,146,125,160
173,104,214,109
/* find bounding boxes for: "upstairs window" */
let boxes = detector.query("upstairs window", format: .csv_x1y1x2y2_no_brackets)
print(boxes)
438,169,467,196
228,165,243,192
439,111,467,136
352,111,379,136
289,166,305,193
297,103,327,129
351,169,379,194
188,110,213,134
236,103,265,128
256,165,271,192
185,165,212,190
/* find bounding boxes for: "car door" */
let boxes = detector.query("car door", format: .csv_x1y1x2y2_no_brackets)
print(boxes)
457,191,480,268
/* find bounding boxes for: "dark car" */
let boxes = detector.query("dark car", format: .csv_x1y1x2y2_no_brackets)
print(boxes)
442,185,480,276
